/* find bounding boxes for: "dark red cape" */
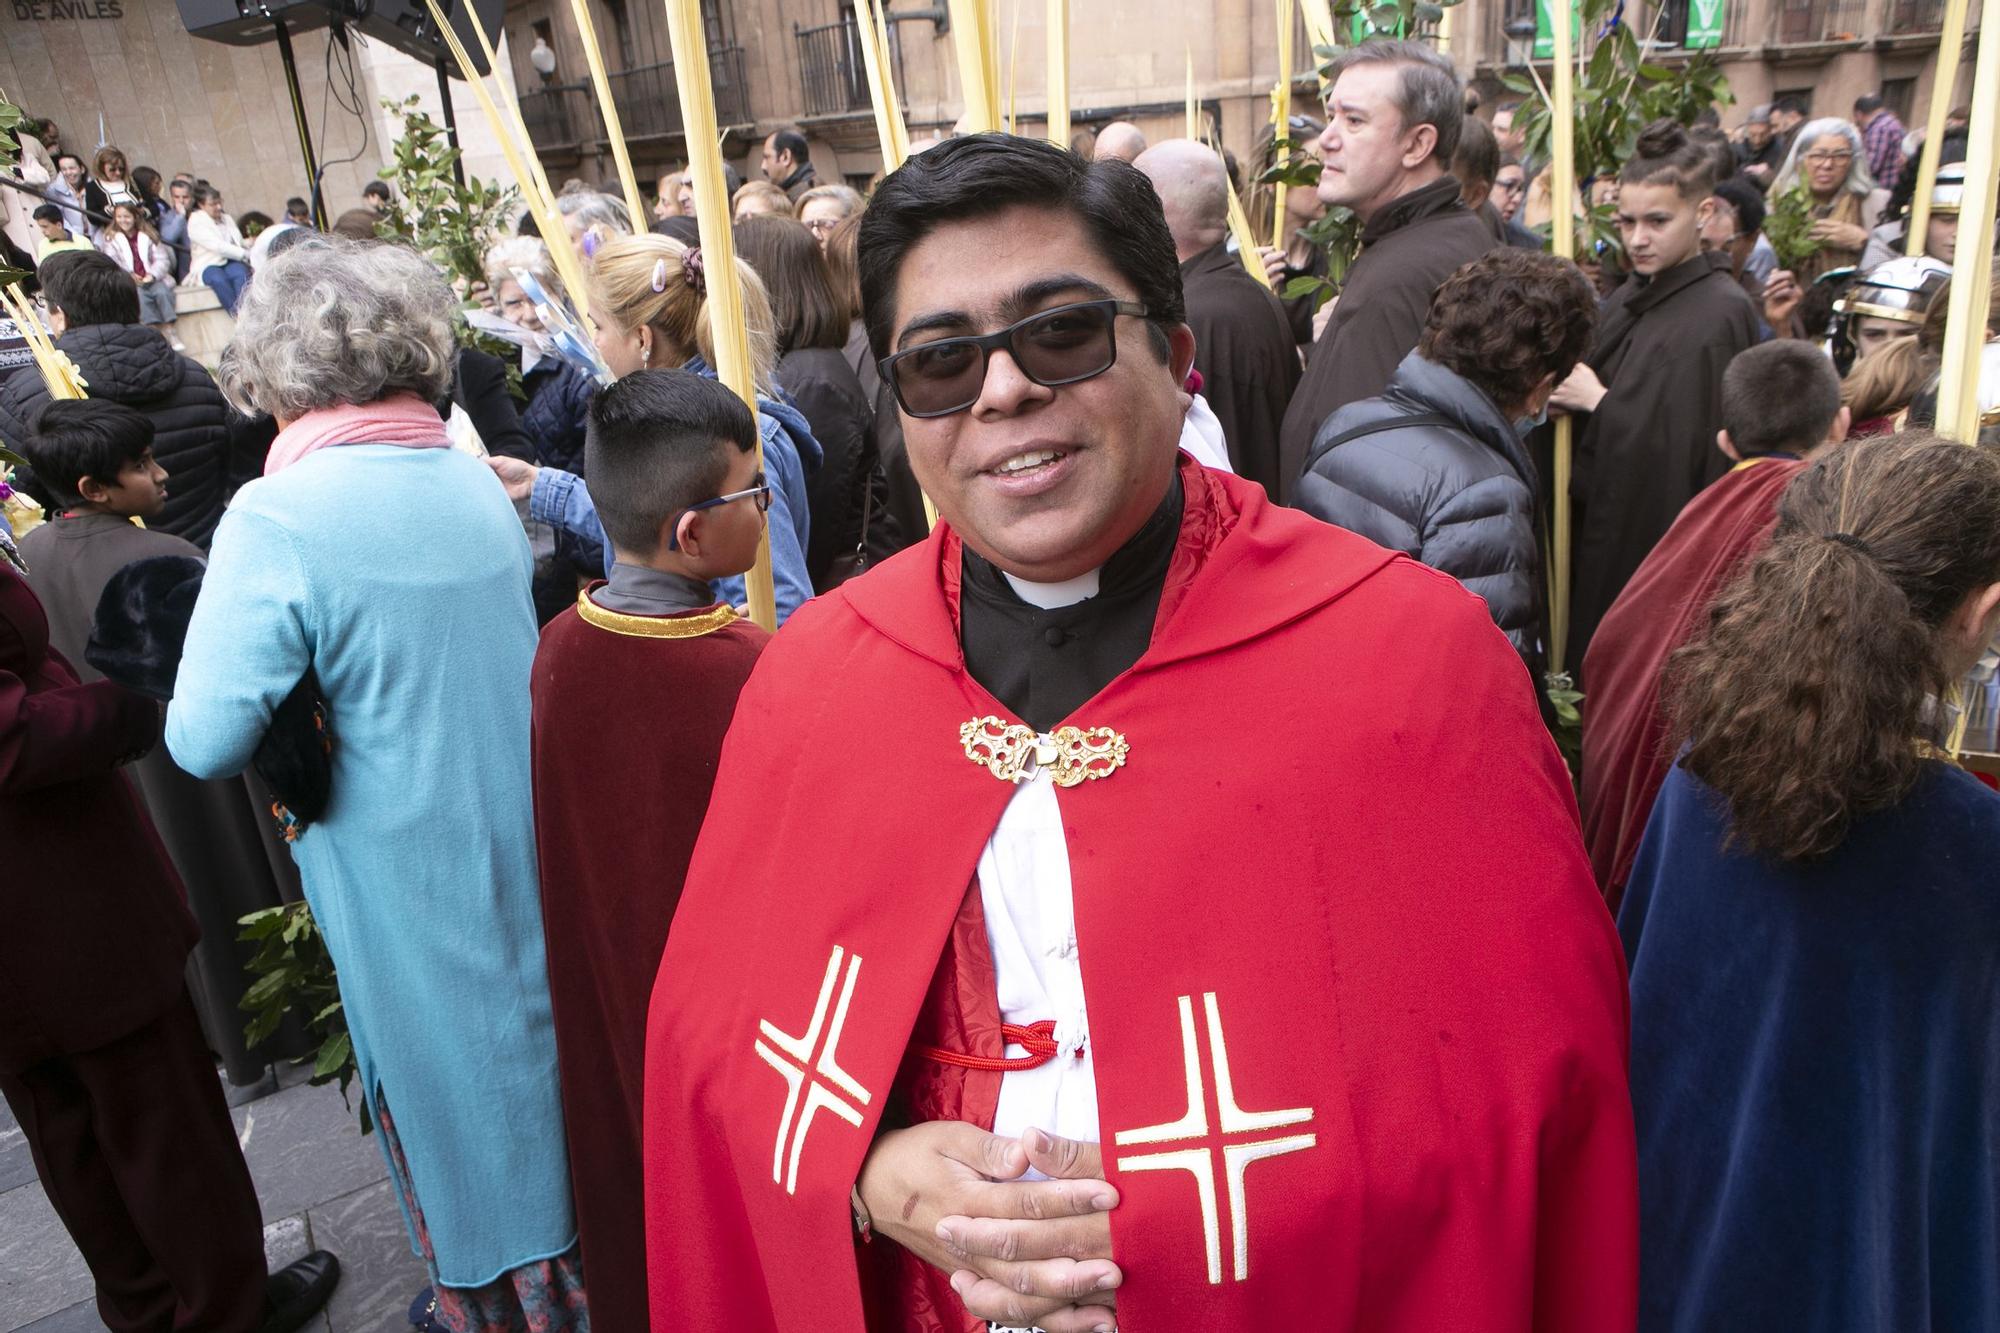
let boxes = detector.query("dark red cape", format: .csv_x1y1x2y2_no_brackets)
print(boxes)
1580,457,1805,912
645,459,1636,1331
530,594,767,1333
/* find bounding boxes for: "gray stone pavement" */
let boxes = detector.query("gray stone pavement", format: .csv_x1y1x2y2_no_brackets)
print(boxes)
0,1062,427,1333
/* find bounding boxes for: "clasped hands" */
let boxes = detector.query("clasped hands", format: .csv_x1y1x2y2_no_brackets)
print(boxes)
857,1121,1122,1333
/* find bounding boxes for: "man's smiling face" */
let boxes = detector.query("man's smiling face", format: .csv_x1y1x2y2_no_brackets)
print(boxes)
883,204,1194,584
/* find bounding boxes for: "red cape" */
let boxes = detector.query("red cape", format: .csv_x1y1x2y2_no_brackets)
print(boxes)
1580,457,1805,911
645,459,1636,1331
531,595,767,1333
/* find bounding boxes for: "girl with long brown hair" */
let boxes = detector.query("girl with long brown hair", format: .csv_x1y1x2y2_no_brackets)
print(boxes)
1621,433,2000,1331
734,213,879,589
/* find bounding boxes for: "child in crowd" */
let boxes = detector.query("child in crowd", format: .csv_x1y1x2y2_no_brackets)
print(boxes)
1623,434,2000,1331
18,398,310,1088
1582,339,1848,910
528,368,770,1333
1,399,339,1333
31,203,92,259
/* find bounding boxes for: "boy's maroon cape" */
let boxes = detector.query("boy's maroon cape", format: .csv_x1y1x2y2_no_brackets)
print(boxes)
644,458,1637,1332
1581,456,1806,912
530,591,767,1333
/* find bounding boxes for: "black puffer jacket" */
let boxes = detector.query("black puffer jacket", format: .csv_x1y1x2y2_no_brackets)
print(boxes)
0,323,231,548
1296,351,1543,662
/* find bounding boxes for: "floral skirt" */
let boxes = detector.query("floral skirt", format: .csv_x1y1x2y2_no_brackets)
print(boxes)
376,1093,590,1333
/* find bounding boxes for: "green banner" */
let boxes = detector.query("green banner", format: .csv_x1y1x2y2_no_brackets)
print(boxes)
1685,0,1725,47
1532,0,1581,58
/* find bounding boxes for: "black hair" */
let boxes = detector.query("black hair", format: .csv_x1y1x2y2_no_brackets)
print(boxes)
1689,124,1737,184
363,179,392,201
584,369,758,554
25,399,156,508
1452,112,1499,192
42,250,140,326
1713,177,1767,235
1854,93,1886,115
54,151,82,169
263,224,315,260
857,133,1185,363
1720,339,1843,456
770,127,810,164
1619,119,1718,199
31,203,63,227
286,196,309,212
1772,93,1810,118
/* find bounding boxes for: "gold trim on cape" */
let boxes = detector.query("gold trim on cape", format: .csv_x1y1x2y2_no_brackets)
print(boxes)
960,715,1129,787
576,590,740,639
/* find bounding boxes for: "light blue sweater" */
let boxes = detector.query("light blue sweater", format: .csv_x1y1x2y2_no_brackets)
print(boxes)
166,444,575,1286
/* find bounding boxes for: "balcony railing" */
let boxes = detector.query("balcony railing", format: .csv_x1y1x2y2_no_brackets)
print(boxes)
1773,0,1868,41
795,15,903,118
1886,0,1948,30
520,82,597,154
606,44,754,141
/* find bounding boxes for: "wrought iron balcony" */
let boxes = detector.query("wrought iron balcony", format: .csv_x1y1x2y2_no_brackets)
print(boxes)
519,82,597,154
795,14,902,118
606,43,754,142
1886,0,1948,31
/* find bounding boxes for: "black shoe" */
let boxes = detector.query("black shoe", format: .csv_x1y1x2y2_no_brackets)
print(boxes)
258,1249,340,1333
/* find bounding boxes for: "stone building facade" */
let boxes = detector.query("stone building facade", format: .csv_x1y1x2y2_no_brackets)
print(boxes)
0,0,520,225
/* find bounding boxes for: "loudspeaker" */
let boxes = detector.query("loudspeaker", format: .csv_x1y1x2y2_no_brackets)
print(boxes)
173,0,504,76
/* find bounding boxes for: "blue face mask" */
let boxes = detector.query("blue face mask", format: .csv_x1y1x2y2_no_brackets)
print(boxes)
1514,405,1548,437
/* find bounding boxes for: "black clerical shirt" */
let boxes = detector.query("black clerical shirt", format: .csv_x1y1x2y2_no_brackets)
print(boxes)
959,475,1182,732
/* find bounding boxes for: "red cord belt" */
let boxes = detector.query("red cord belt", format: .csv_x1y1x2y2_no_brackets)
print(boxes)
918,1019,1082,1072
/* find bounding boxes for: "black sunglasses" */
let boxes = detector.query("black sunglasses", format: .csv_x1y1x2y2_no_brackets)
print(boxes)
879,299,1151,418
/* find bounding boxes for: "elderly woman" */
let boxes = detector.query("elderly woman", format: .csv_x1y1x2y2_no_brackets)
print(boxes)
165,238,584,1331
794,181,863,249
1771,117,1889,283
554,189,630,259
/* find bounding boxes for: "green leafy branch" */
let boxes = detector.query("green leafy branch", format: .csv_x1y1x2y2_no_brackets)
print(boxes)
1762,183,1823,270
239,902,370,1134
1500,0,1735,260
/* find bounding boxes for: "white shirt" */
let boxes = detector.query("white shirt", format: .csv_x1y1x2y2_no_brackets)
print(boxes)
978,570,1104,1175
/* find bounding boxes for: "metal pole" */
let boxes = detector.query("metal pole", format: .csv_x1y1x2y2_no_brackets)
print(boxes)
437,57,468,187
272,19,328,230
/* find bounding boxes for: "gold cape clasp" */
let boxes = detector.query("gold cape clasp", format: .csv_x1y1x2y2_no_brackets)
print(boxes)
959,716,1129,787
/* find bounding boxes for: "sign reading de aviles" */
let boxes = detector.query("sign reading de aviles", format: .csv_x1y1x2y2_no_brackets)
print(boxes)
11,0,125,16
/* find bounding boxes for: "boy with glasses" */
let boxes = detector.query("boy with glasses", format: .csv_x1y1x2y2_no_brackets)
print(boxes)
643,132,1636,1333
527,368,770,1333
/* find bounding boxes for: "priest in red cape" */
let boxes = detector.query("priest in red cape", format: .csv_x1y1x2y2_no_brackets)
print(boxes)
1581,340,1846,912
644,135,1637,1333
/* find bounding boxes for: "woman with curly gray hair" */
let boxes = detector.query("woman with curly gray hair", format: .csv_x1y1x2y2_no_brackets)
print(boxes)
1770,117,1889,282
164,237,586,1330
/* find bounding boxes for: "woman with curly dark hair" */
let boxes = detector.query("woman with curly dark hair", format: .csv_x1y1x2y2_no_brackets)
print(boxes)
1622,432,2000,1333
1296,245,1597,669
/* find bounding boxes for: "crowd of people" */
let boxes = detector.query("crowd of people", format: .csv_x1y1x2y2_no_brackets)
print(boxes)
3,35,1999,1333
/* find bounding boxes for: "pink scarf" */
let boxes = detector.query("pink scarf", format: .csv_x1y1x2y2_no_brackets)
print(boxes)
264,392,452,476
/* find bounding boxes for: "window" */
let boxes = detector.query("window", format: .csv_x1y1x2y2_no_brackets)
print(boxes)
1881,76,1916,124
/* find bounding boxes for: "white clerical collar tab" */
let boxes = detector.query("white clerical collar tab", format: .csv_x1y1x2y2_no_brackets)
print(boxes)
1003,567,1101,609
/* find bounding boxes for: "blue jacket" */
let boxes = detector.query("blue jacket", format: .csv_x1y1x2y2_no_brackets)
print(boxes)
528,378,822,624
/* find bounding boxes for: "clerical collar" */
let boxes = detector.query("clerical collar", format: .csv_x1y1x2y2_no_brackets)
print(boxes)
1003,567,1101,609
592,561,719,617
960,474,1183,732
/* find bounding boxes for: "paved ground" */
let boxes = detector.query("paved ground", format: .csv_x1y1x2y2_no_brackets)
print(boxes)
0,1062,427,1332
